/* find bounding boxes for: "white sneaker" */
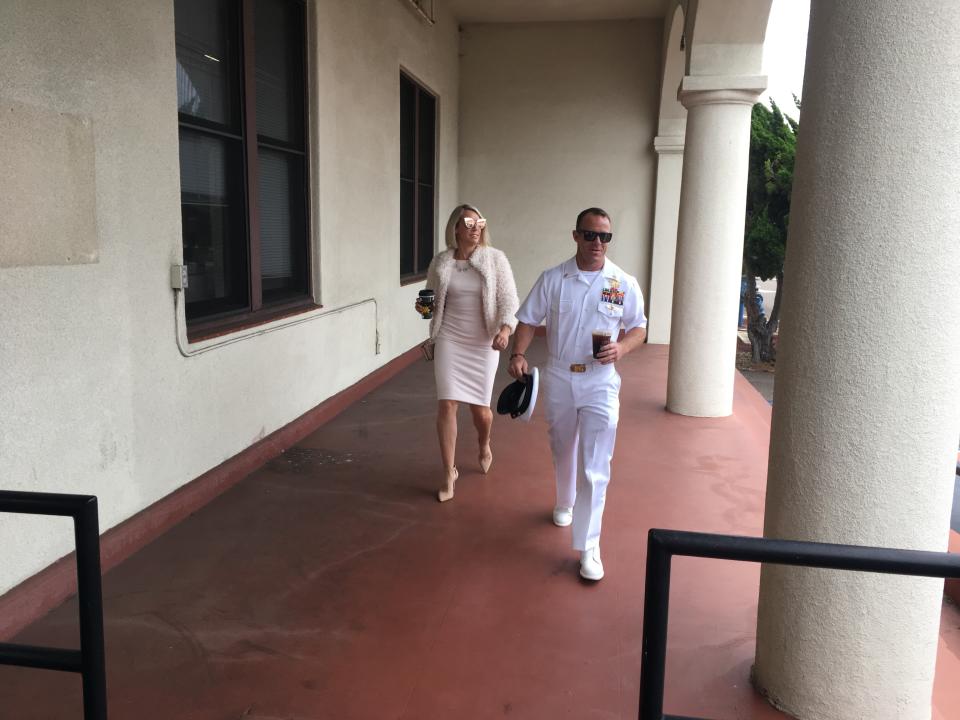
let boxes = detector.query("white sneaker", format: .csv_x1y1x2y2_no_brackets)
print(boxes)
552,506,573,527
579,547,604,581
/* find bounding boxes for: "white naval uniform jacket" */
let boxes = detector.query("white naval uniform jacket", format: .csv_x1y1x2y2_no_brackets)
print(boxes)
517,256,647,552
516,256,647,369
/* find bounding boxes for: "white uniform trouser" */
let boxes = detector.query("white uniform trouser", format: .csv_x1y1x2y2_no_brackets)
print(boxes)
544,362,621,551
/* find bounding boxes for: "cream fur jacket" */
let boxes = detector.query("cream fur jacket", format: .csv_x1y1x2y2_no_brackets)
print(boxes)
425,245,519,341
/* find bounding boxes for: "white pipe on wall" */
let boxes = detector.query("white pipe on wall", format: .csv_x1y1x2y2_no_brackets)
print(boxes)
173,291,382,358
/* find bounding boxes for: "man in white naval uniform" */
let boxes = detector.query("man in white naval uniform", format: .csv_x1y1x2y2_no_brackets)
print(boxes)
508,208,647,581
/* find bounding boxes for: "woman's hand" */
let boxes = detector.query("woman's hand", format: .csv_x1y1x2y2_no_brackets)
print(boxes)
492,327,510,351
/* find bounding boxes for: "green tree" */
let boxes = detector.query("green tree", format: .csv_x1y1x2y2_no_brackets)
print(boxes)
743,97,798,363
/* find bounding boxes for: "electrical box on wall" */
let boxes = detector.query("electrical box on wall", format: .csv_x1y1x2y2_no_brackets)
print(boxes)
170,264,189,290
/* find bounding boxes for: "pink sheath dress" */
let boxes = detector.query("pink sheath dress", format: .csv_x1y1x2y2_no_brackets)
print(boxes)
435,260,500,405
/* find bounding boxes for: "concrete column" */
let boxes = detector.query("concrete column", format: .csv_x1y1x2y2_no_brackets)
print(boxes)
754,3,960,719
666,76,765,416
646,135,684,345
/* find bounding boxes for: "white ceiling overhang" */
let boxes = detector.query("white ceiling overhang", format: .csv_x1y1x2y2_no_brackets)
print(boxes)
447,0,670,24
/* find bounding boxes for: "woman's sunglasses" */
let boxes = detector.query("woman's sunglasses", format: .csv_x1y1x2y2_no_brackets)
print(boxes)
462,217,487,230
576,229,613,243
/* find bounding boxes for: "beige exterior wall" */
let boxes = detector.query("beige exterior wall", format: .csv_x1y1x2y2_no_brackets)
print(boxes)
457,20,661,301
0,0,459,596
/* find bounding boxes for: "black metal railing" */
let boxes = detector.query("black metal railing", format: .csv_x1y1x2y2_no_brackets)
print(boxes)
0,491,107,719
639,528,960,720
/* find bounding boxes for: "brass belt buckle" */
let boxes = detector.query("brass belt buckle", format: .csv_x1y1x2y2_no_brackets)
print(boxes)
570,363,586,373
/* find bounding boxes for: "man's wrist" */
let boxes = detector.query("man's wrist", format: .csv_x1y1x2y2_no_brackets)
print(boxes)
510,352,525,360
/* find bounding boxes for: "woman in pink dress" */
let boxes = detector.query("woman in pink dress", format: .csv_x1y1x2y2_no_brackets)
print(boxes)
417,204,519,502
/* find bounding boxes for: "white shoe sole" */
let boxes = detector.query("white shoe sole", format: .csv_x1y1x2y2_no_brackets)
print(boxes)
553,515,572,528
579,565,604,581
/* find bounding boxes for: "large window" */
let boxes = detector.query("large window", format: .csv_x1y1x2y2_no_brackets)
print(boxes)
175,0,310,332
400,72,437,281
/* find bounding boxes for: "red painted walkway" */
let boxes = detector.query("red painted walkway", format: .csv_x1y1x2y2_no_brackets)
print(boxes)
2,340,960,718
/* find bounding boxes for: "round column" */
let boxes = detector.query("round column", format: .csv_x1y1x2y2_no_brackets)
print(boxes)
646,134,684,345
754,2,960,718
666,77,765,416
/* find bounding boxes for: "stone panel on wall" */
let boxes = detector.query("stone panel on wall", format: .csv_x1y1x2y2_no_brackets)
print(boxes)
0,98,98,268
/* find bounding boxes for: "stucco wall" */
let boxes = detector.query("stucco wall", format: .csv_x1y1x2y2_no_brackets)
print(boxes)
457,20,661,301
0,0,458,596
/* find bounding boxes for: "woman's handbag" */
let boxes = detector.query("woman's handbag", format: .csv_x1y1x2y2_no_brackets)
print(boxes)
420,339,435,361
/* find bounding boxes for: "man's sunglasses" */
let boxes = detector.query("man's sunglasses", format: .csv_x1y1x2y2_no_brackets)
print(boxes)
462,217,487,230
576,229,613,243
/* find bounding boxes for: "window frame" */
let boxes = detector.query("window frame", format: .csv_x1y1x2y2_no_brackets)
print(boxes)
399,70,438,285
177,0,314,341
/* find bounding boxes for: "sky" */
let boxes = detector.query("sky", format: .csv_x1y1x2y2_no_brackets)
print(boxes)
760,0,810,118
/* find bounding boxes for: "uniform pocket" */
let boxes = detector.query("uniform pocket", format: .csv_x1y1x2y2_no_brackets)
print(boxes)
597,302,624,318
596,304,624,338
553,300,573,315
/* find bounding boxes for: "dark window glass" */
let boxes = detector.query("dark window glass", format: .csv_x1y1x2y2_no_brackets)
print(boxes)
255,0,304,144
259,148,308,302
400,72,437,280
417,183,434,272
400,179,415,276
175,0,311,329
175,0,241,129
400,76,416,182
179,128,249,316
417,91,436,184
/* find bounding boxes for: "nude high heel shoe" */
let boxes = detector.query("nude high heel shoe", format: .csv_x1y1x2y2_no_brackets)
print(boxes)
479,445,493,474
438,467,458,502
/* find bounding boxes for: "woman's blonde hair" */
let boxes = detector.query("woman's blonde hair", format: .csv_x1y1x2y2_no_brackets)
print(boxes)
444,204,491,250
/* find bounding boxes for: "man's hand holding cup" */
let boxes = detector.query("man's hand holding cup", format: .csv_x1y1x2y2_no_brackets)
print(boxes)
593,329,617,364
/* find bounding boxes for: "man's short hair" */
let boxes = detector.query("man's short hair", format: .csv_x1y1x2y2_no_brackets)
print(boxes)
575,207,611,230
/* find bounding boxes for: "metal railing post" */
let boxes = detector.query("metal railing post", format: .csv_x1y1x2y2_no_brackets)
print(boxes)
638,528,960,720
75,497,107,720
639,533,671,720
0,490,108,719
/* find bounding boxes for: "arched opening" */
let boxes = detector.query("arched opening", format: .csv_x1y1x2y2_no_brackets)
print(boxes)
658,3,687,137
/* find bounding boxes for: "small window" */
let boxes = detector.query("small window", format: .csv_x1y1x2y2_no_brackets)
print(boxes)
400,71,437,281
400,0,436,24
175,0,310,333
